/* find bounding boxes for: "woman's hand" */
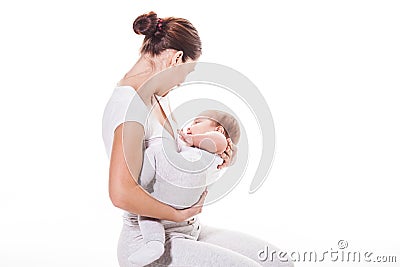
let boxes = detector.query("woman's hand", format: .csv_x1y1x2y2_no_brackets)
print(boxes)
173,190,208,222
217,138,234,169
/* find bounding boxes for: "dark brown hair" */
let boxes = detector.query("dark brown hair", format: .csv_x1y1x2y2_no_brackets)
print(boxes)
133,11,202,62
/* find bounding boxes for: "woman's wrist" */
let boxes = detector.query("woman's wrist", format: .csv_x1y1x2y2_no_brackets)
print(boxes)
167,208,182,222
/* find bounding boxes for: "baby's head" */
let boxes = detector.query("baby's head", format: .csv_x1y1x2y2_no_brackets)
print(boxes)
187,110,241,145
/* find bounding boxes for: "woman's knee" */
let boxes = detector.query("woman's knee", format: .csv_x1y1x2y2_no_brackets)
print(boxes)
151,237,262,267
199,225,294,266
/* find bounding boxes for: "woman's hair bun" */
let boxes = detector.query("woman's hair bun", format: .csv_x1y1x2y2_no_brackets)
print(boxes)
133,11,202,61
133,11,159,37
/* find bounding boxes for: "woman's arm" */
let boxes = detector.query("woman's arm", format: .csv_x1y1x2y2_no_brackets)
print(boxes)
109,122,206,222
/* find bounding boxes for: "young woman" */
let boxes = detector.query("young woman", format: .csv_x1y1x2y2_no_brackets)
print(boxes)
102,11,293,267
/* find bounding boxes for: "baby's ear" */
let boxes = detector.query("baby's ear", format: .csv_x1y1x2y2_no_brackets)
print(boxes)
216,126,225,134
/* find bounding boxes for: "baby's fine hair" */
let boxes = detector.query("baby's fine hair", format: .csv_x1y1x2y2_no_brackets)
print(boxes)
198,110,241,145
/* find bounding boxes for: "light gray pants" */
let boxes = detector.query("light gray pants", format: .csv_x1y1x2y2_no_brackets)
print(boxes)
117,216,294,267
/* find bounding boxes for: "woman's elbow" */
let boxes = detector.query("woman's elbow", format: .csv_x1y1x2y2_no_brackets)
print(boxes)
108,165,139,209
109,187,125,209
108,175,130,209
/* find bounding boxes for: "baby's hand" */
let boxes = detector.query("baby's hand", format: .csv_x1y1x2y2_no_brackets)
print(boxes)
178,129,194,146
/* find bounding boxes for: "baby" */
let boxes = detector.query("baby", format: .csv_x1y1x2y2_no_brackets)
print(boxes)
128,110,240,267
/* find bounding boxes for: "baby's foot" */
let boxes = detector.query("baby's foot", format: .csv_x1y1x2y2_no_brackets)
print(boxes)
128,240,165,266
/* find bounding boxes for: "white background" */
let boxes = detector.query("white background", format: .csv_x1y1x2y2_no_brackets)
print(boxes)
0,1,399,266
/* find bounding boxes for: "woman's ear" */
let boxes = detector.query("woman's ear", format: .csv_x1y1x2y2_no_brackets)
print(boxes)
170,51,184,66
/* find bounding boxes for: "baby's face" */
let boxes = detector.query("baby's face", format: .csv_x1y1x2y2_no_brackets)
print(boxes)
186,117,216,135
